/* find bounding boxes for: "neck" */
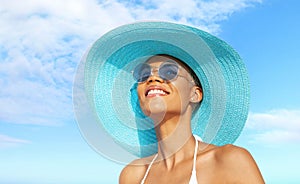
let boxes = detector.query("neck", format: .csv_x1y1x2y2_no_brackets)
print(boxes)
153,109,196,170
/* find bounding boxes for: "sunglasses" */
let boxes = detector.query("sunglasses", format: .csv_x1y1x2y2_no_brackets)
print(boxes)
132,61,194,83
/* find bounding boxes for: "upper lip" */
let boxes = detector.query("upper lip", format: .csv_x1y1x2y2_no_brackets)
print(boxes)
145,85,170,96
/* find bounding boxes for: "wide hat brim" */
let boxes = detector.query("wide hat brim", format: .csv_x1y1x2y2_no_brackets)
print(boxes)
73,21,250,164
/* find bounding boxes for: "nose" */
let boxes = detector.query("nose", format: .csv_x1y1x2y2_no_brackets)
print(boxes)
146,73,164,83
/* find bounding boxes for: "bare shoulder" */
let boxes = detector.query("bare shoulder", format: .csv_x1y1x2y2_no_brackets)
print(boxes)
216,144,258,168
215,144,265,183
119,155,155,184
215,144,252,161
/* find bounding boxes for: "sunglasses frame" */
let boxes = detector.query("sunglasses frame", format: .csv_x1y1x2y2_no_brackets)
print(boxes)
132,61,194,84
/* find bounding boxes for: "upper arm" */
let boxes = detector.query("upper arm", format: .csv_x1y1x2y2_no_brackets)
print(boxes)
119,163,145,184
119,165,132,184
119,166,129,184
222,145,265,183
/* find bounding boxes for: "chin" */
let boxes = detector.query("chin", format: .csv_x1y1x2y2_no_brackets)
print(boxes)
144,97,166,113
142,107,166,117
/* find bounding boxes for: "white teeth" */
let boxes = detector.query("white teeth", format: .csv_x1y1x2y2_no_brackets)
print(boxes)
147,89,166,95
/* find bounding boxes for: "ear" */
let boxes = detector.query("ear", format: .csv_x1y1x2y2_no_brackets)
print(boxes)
190,86,203,103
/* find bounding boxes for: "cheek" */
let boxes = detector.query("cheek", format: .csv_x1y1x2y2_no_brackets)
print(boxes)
136,84,146,109
171,83,194,112
136,84,144,99
172,82,192,100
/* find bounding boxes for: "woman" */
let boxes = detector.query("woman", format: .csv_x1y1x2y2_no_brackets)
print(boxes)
73,21,264,183
119,55,264,183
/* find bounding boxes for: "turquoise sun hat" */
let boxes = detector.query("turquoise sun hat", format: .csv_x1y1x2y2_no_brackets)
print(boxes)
73,21,250,164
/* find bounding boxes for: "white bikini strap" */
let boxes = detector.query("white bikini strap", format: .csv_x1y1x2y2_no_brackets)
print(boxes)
192,136,199,172
141,154,158,184
141,136,201,183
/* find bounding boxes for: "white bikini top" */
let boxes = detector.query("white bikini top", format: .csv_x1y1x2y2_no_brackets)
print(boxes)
140,135,201,184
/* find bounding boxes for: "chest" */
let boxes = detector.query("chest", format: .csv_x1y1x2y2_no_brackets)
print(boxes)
145,167,193,183
142,158,231,184
143,158,195,183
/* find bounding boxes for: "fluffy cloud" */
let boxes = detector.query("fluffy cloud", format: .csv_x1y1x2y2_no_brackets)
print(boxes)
0,0,262,126
245,109,300,145
121,0,262,32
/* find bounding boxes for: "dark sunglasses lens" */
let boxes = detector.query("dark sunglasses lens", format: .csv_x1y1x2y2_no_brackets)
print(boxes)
159,64,179,81
133,63,151,82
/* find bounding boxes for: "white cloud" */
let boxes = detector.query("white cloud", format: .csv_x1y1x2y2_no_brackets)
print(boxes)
120,0,262,32
0,0,262,126
0,134,30,148
245,109,300,144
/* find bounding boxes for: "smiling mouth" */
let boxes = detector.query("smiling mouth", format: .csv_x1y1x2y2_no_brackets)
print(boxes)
146,89,170,97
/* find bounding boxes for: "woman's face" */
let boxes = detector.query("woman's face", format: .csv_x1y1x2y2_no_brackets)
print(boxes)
136,55,202,121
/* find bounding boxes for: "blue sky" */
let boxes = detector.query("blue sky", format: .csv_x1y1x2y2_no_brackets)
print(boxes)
0,0,299,183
